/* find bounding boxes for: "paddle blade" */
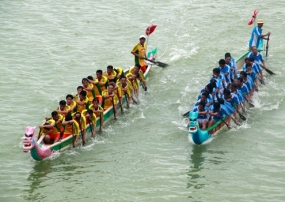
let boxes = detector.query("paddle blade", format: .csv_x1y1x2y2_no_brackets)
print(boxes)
183,111,190,117
156,61,169,68
239,113,246,121
146,24,157,36
265,68,275,75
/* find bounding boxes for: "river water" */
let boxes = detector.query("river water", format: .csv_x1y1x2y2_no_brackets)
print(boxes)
1,0,285,201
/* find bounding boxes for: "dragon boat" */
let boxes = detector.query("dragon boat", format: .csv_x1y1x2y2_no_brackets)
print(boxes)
188,49,264,145
23,44,158,161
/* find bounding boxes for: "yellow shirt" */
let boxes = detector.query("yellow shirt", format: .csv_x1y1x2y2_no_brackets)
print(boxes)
117,81,131,97
56,105,70,117
132,43,147,67
103,70,117,81
102,90,118,111
38,119,56,137
97,76,108,92
84,83,95,102
115,67,124,78
73,116,86,130
63,120,80,136
126,72,139,90
81,109,97,125
67,100,77,113
89,104,104,118
74,96,90,113
130,67,145,82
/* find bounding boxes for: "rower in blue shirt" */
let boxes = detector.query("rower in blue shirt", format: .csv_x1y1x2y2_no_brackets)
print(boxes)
248,19,271,50
225,53,237,82
218,59,231,86
208,102,228,134
192,101,209,130
236,77,250,103
246,63,258,91
210,68,226,98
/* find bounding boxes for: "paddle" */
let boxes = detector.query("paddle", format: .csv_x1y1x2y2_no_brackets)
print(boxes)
231,116,241,126
183,111,190,117
237,111,246,121
111,96,116,120
220,116,231,129
145,58,169,68
266,36,269,57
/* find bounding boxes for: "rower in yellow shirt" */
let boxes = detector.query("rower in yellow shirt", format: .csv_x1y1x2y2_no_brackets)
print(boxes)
102,83,118,119
114,67,125,79
126,72,139,97
82,109,96,137
96,70,109,92
131,35,147,73
130,64,147,91
55,100,70,117
72,111,87,146
118,76,138,107
87,75,103,105
103,65,117,81
66,94,77,114
89,98,104,132
82,78,96,102
62,114,80,147
109,78,123,113
74,90,90,113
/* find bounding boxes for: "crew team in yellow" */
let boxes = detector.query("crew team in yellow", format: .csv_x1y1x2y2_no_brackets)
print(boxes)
38,35,149,147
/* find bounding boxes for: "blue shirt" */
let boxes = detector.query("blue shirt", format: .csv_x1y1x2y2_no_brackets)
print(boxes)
249,26,262,48
193,106,209,119
224,102,235,114
247,52,264,64
218,65,231,83
248,72,257,81
211,107,228,122
247,74,255,87
238,84,249,96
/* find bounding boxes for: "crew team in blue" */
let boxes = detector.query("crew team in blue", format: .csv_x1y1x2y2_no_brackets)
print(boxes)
191,49,267,134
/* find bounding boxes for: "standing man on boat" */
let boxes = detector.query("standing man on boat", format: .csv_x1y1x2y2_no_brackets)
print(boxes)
249,19,271,50
131,35,147,73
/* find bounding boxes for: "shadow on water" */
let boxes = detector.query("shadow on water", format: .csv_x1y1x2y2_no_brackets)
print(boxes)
23,159,84,201
186,144,208,190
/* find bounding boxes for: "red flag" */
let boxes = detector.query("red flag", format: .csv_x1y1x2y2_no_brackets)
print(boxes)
248,10,259,25
145,24,157,36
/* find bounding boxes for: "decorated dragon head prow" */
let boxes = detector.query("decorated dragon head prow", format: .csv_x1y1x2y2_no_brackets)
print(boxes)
23,126,36,152
188,111,199,134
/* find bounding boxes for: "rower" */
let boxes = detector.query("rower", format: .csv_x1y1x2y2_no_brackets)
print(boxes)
89,98,104,132
82,78,95,102
240,71,253,100
126,72,139,96
103,65,117,81
75,90,90,113
114,67,125,79
66,94,77,114
192,101,209,130
218,59,231,87
248,46,267,79
73,111,87,146
236,77,250,103
131,35,147,73
195,92,211,107
130,64,147,92
225,52,237,81
62,114,80,147
96,70,109,92
74,86,84,101
208,102,228,134
245,63,258,91
231,82,246,105
117,76,138,107
82,109,96,138
40,111,64,144
210,68,225,98
87,75,103,105
109,78,123,113
55,100,70,117
102,83,118,119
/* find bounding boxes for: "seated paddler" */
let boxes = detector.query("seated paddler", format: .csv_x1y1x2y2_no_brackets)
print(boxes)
62,114,80,147
192,101,209,130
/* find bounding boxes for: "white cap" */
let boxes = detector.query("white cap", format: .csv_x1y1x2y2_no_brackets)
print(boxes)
139,35,146,39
